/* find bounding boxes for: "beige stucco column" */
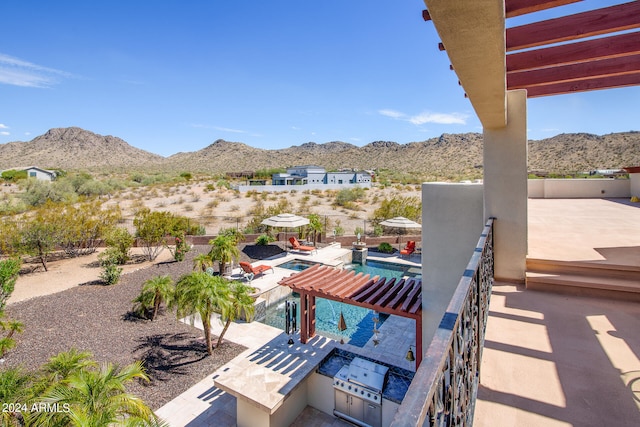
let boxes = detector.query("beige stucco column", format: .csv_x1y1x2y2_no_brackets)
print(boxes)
483,89,528,282
422,182,484,346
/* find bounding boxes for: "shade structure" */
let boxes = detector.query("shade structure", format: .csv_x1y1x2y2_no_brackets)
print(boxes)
261,213,310,250
379,216,422,251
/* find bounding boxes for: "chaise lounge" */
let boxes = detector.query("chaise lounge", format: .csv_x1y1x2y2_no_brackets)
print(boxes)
400,240,416,257
289,237,317,254
239,261,274,278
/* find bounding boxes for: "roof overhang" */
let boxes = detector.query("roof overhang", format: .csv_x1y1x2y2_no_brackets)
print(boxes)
422,0,640,128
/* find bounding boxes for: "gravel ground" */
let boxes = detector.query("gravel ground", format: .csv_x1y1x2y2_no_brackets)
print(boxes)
3,243,285,410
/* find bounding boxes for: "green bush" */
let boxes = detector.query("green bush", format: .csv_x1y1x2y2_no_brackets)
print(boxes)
99,259,123,285
377,242,394,253
256,234,274,245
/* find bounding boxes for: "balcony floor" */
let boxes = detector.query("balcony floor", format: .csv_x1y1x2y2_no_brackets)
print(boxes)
475,197,640,426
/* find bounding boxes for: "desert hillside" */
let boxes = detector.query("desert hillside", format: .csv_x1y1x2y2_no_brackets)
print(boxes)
1,127,639,176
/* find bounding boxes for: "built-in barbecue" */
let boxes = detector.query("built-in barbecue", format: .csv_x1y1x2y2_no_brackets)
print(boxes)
333,357,389,427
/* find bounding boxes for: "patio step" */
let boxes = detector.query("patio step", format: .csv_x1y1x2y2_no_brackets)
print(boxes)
526,258,640,301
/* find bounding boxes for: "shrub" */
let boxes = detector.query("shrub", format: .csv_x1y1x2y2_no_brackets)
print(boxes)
256,234,274,245
99,255,123,285
378,242,394,253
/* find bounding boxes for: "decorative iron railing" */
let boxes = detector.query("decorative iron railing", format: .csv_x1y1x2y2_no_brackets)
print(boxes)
390,218,494,427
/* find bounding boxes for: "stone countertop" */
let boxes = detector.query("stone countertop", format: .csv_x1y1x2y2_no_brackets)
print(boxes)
214,332,336,415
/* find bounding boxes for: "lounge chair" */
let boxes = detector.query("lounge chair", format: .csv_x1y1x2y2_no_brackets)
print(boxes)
400,241,416,257
289,237,317,254
239,261,274,278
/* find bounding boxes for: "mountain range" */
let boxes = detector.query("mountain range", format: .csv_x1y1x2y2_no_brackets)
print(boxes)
1,127,639,176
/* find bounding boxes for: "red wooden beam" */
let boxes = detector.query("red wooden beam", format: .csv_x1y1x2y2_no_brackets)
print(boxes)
518,72,640,97
507,32,640,72
506,0,582,18
508,54,640,88
507,2,640,51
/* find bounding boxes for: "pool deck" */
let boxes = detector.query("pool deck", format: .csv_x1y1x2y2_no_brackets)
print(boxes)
155,244,419,426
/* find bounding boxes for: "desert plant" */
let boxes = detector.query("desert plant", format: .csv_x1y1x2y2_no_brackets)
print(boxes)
172,272,232,355
208,234,240,275
0,258,20,312
255,234,274,245
103,227,134,265
132,275,174,320
378,242,394,253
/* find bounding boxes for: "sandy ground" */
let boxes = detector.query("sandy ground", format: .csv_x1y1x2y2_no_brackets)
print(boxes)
8,247,175,305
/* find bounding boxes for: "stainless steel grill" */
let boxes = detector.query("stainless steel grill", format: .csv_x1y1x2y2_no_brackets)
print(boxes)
333,357,388,427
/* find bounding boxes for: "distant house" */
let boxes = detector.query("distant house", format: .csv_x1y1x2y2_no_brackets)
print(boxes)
1,166,57,181
272,165,372,186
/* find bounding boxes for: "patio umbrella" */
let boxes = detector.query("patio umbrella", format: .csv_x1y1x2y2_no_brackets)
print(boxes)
379,216,422,252
261,213,310,250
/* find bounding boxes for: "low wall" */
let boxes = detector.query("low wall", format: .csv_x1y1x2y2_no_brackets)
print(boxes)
237,183,371,193
528,178,630,198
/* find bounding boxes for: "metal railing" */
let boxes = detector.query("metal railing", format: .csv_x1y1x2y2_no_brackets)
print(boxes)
390,218,495,427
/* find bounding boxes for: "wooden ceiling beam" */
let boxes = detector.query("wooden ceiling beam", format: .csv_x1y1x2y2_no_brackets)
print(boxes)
508,54,640,89
517,72,640,97
507,2,640,51
506,0,582,18
507,32,640,72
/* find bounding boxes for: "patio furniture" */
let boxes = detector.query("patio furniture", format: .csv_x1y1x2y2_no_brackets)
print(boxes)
289,237,317,254
239,261,274,278
400,241,416,257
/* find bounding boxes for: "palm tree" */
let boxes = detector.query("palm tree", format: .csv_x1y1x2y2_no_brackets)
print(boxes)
216,281,256,348
208,235,240,276
307,213,323,246
0,368,32,427
132,275,174,320
0,317,24,358
173,272,232,355
192,253,213,273
37,360,162,426
40,347,96,382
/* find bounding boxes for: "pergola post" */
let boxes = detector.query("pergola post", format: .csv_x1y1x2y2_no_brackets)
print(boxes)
308,295,316,339
300,291,308,344
416,317,423,367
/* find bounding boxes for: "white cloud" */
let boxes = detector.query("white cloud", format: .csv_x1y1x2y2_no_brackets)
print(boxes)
214,126,246,134
409,112,468,125
0,131,9,136
0,53,71,88
379,109,468,126
0,124,8,129
378,109,405,119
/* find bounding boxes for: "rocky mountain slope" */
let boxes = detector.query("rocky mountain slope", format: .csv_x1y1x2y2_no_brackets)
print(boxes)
1,127,639,176
0,127,164,170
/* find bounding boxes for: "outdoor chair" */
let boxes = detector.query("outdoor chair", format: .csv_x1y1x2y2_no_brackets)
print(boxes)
400,241,416,257
289,237,317,254
239,261,274,278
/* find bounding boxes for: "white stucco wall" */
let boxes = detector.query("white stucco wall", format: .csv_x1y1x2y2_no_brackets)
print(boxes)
422,182,484,346
528,178,630,198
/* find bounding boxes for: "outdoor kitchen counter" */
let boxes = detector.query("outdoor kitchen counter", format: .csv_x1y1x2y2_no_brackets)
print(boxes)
214,332,336,427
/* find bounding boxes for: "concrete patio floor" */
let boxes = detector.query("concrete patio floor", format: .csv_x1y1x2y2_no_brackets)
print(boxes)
475,198,640,426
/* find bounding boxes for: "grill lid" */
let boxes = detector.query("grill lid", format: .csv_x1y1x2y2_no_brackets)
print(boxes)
346,357,388,393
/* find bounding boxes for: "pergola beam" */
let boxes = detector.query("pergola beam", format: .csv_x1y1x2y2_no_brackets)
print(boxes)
505,0,582,18
508,54,640,88
507,2,640,51
507,32,640,72
523,72,640,97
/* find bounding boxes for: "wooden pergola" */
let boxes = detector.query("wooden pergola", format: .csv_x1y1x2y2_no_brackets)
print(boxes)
278,264,424,366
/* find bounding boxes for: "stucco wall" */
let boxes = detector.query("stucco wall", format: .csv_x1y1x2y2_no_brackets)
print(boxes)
528,178,630,198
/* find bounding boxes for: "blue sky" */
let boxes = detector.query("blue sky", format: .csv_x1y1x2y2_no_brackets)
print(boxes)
1,1,638,157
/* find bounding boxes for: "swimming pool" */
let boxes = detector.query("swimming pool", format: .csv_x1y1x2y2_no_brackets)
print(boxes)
259,295,388,346
346,259,422,279
276,259,322,271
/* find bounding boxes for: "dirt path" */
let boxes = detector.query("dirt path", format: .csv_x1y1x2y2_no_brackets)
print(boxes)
7,248,174,305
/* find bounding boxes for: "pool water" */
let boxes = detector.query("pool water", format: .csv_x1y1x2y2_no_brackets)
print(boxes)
259,295,388,346
346,259,421,279
276,259,322,271
260,258,418,345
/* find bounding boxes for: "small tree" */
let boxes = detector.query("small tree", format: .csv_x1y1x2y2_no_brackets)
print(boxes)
307,213,323,245
19,205,62,271
216,281,256,348
133,209,175,261
208,234,240,276
132,275,174,320
103,226,134,265
0,258,22,359
192,253,214,273
173,272,232,355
